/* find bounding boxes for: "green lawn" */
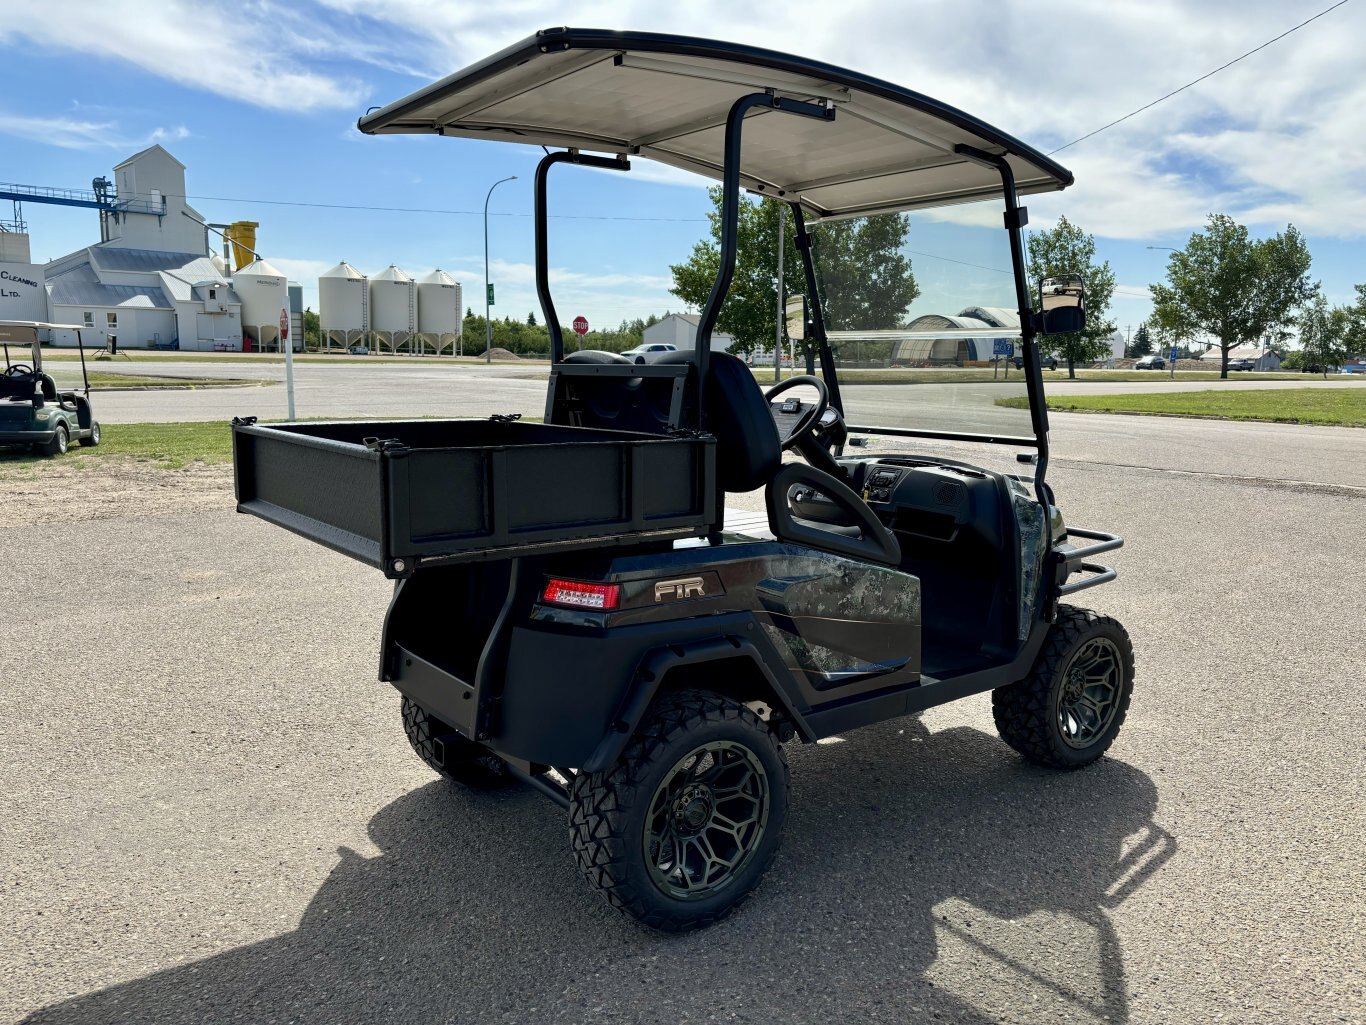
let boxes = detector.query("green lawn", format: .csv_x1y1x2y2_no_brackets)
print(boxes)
79,372,259,389
996,387,1366,427
753,368,1310,385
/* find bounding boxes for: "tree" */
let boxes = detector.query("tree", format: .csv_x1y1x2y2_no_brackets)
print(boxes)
1346,283,1366,356
1024,215,1117,379
302,307,320,347
670,187,917,371
1127,322,1153,358
1149,214,1312,380
527,311,538,326
1297,286,1351,378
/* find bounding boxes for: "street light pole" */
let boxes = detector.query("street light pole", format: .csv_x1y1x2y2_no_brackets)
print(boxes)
484,175,518,363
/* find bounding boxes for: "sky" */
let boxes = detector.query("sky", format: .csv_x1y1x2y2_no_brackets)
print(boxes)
3,0,1364,340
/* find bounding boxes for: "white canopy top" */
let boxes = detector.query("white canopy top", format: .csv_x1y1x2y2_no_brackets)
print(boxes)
359,28,1073,220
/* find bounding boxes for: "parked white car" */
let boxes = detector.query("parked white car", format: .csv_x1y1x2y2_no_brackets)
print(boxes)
620,343,678,364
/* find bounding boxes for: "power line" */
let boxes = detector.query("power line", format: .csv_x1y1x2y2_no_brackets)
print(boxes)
180,192,706,223
1049,0,1351,154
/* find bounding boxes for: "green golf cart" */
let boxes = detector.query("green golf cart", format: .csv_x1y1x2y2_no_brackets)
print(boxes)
0,321,101,456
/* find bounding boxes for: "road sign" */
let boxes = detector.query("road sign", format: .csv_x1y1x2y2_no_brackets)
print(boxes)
993,339,1013,357
487,283,495,305
279,307,289,340
1170,347,1178,363
573,316,589,336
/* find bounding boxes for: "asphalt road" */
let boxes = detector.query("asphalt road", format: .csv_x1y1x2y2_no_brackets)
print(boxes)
3,411,1364,1023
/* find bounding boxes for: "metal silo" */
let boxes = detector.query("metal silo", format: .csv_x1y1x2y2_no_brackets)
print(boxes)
369,265,416,353
416,269,462,355
319,261,368,351
233,258,289,352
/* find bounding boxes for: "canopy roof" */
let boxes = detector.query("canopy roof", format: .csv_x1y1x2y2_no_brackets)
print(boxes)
359,28,1073,220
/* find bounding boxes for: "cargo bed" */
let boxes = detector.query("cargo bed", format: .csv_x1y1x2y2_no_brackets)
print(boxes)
232,418,716,576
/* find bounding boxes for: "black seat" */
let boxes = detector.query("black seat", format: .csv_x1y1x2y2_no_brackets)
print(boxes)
657,351,900,566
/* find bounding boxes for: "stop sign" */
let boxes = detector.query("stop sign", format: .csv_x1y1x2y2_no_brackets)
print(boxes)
279,307,289,340
572,316,589,336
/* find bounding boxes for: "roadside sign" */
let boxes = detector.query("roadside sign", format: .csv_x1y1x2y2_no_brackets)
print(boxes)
993,339,1013,357
279,307,289,340
487,283,495,305
573,316,589,336
1170,347,1178,363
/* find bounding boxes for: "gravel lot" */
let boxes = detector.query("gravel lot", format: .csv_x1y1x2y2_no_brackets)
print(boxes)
2,414,1363,1024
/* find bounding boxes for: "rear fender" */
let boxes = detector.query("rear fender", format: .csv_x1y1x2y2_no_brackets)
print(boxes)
581,632,813,773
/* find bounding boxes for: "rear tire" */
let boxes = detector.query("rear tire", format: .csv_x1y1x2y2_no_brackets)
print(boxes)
400,697,515,790
569,690,789,931
42,423,68,457
992,606,1133,769
80,421,101,447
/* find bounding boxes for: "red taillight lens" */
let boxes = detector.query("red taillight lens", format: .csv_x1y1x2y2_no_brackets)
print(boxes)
542,578,620,610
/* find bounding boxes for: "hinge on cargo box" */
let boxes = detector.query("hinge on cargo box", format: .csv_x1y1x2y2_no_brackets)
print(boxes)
489,413,522,424
230,415,257,426
362,436,408,454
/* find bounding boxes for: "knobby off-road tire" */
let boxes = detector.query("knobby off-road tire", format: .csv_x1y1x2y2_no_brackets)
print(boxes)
400,696,515,790
43,423,69,457
992,605,1134,769
568,689,789,932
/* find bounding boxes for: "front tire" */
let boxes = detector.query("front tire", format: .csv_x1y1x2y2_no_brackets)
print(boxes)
569,690,789,931
80,421,101,447
42,423,69,457
992,606,1134,769
400,697,515,789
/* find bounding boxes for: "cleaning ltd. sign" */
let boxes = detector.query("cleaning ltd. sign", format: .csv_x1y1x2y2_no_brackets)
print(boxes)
0,263,48,322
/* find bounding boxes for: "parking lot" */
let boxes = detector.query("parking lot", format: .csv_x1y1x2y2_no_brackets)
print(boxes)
2,391,1363,1024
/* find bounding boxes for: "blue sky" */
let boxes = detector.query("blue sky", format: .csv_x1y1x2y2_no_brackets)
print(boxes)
4,1,1363,337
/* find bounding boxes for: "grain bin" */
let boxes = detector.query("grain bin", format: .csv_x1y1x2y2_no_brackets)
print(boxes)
234,258,289,352
319,261,368,350
416,269,462,355
369,265,415,353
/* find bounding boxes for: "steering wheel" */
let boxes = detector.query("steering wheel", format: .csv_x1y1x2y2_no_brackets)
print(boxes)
3,363,33,377
763,375,829,451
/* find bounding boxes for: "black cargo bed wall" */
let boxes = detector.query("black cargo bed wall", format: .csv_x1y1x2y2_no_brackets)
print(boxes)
385,562,514,683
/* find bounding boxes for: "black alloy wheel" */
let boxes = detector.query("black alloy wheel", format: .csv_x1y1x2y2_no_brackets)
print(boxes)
992,606,1134,769
569,690,789,931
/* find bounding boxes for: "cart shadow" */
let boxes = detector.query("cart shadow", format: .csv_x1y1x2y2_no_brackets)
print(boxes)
23,722,1173,1024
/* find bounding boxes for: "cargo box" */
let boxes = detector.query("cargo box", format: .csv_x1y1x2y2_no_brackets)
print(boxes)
232,418,715,577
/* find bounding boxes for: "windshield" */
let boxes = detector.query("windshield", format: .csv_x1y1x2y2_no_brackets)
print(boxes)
809,197,1035,442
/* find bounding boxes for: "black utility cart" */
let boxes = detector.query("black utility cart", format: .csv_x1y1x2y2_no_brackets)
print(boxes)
233,29,1132,931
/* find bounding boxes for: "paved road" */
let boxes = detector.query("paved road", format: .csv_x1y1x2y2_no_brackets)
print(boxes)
3,406,1363,1024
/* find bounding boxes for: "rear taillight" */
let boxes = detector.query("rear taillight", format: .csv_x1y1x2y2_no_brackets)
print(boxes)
542,578,620,610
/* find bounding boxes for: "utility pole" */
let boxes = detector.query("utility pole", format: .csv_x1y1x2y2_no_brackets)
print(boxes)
483,175,517,363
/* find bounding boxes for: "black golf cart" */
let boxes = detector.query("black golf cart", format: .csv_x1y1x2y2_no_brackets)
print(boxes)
1,321,101,456
233,29,1132,931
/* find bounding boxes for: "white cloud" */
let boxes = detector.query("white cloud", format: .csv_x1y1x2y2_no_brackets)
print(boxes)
1,0,366,112
0,113,191,151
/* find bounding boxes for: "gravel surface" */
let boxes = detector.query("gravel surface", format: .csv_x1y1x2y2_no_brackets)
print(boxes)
2,423,1363,1024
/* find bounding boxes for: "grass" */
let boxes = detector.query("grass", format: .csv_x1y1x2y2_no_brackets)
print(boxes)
78,372,259,389
995,387,1366,427
752,367,1311,385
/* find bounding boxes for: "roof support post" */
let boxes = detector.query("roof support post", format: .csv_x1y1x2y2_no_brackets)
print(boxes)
954,144,1052,501
534,150,630,363
788,203,844,417
696,92,834,408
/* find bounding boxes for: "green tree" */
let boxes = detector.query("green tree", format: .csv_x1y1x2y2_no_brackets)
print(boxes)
302,307,320,347
670,187,917,371
1149,214,1313,380
527,311,538,326
1297,286,1351,378
1346,283,1366,355
1024,215,1117,379
1127,322,1153,358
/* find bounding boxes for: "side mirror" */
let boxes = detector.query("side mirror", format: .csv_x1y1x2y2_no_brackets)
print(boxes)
1039,276,1086,335
785,294,808,342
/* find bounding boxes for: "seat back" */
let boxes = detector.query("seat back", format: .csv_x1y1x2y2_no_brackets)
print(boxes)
550,350,682,434
657,351,780,493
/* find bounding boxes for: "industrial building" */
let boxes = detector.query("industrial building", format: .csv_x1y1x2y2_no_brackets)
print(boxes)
642,313,736,351
1,145,302,350
319,262,464,354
